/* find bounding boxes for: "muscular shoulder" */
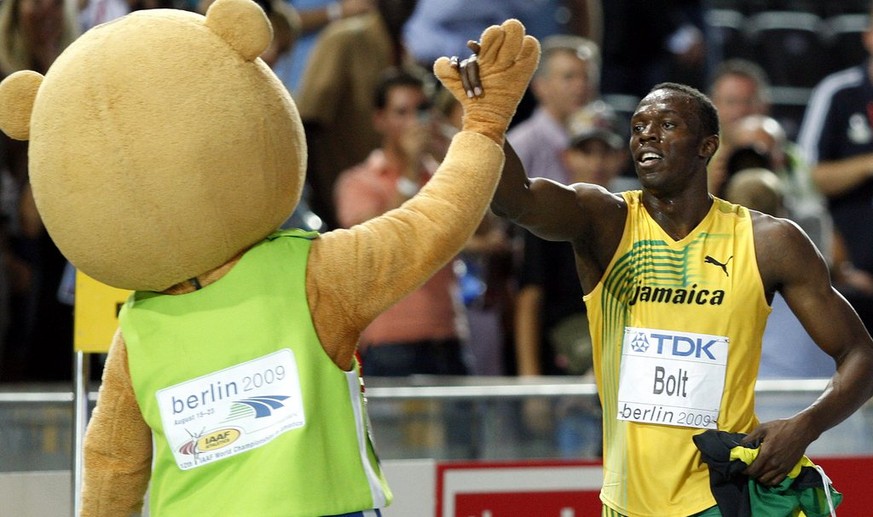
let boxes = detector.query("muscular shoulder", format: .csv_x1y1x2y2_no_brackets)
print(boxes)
751,210,825,293
571,184,627,273
573,183,625,211
572,184,626,236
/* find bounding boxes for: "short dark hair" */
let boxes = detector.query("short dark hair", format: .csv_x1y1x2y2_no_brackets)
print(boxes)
373,66,430,110
650,82,720,138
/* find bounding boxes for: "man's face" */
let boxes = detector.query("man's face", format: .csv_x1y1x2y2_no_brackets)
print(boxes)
374,85,429,144
710,75,765,129
630,89,712,193
534,50,593,121
563,139,624,187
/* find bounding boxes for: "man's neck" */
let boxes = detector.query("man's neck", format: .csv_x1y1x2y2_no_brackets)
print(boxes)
641,187,713,241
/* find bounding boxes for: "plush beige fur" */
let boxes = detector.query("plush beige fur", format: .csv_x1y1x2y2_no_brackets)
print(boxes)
0,1,539,514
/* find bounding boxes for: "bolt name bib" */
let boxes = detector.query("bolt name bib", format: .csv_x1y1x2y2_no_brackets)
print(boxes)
617,327,728,429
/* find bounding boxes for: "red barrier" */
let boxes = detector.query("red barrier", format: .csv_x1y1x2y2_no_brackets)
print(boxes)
435,457,873,517
813,457,870,516
436,460,603,517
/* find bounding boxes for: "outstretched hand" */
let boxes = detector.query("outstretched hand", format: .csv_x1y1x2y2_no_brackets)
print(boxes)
433,19,540,144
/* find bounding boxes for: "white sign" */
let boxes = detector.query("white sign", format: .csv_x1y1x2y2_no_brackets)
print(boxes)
156,349,305,470
617,327,728,429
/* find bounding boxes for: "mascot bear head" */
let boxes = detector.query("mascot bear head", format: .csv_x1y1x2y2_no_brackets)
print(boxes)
0,0,304,291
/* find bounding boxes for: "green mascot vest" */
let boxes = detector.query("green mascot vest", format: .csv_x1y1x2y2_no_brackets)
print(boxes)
121,231,392,516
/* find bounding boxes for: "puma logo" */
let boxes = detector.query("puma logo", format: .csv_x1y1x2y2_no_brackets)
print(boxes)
704,255,733,277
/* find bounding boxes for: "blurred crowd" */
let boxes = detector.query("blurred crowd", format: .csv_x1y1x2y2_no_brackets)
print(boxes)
1,0,872,454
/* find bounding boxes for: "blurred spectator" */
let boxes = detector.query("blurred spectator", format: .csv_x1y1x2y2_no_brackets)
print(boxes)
272,0,375,95
797,7,873,330
507,34,600,184
334,67,475,457
505,32,600,377
402,0,602,125
512,101,627,458
722,167,836,379
515,101,626,380
0,0,79,381
296,0,418,229
707,58,772,193
564,100,635,191
707,59,833,256
707,59,812,190
402,0,599,71
708,58,771,130
0,0,78,75
431,87,516,376
719,115,833,259
334,67,470,377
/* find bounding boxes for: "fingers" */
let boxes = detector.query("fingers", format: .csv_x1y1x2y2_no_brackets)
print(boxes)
742,428,764,446
462,56,481,97
446,55,481,98
456,56,472,97
741,441,792,487
745,460,788,487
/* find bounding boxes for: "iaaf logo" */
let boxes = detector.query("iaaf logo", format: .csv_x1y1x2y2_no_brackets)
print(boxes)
626,328,727,362
177,395,289,461
178,427,242,464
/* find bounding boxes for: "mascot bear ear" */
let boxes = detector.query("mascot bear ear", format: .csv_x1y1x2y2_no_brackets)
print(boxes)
205,0,273,62
0,70,43,141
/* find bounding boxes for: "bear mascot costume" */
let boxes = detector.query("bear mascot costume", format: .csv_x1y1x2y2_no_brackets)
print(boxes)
0,0,539,515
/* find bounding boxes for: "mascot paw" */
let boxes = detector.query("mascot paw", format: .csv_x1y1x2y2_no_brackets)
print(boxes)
433,19,541,144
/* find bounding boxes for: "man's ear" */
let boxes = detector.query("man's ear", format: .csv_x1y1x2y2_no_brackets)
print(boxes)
701,134,720,162
0,70,43,141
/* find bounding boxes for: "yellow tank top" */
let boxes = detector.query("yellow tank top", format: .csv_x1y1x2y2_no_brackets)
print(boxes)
585,191,771,516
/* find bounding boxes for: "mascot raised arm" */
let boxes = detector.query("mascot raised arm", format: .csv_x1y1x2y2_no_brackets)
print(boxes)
0,0,538,515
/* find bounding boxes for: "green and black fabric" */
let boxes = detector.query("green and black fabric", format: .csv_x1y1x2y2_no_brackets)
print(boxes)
693,430,841,517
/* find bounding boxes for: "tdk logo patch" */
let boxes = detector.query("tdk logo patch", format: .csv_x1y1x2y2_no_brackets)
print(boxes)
625,328,727,363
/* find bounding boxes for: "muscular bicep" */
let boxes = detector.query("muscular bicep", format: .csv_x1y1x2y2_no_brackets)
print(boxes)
493,141,620,242
521,179,601,240
756,214,870,360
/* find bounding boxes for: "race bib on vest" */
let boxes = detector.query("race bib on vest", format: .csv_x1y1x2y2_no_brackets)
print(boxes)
617,327,728,429
156,349,305,470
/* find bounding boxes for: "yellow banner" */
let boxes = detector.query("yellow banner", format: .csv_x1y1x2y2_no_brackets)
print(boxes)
73,271,132,353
